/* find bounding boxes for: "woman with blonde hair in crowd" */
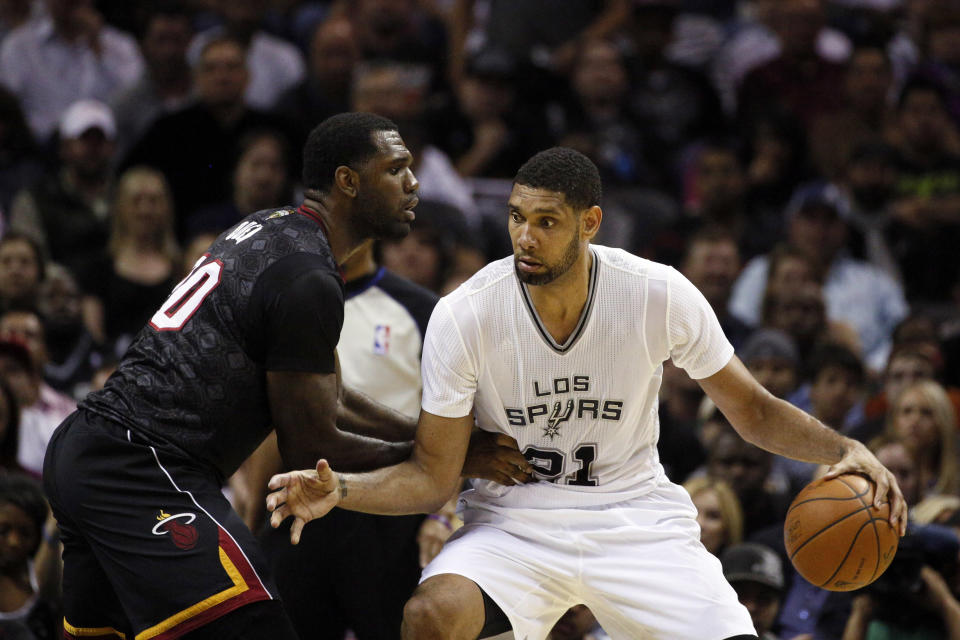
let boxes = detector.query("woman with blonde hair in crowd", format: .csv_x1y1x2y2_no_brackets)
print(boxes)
683,475,745,557
79,166,180,356
883,379,959,498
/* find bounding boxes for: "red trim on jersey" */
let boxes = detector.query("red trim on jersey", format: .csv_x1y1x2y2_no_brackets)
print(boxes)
145,527,271,640
296,204,345,282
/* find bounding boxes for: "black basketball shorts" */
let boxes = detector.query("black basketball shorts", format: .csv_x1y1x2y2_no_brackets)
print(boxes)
43,409,278,639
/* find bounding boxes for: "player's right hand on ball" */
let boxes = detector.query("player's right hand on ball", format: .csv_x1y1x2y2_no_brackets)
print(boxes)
462,430,534,486
266,459,340,545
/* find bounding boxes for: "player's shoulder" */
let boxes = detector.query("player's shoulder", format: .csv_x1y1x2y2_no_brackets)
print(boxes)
442,255,515,302
592,244,677,282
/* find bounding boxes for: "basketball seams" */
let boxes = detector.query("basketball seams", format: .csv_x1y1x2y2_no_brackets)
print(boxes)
836,476,886,584
786,503,873,561
817,519,877,588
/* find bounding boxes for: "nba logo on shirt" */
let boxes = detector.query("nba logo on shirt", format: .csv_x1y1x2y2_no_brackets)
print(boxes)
373,325,390,355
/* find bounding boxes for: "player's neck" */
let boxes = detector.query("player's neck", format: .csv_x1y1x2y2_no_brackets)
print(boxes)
525,250,592,336
301,195,359,265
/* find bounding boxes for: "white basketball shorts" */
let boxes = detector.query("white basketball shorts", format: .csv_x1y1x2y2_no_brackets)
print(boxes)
420,477,756,640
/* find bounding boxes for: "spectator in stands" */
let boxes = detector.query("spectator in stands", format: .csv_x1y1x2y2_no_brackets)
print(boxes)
187,129,292,237
436,46,552,179
738,110,813,223
0,376,20,473
348,0,448,77
37,264,104,401
79,166,180,355
188,0,305,110
840,141,903,283
737,0,846,129
680,227,752,349
683,476,744,557
656,361,707,483
775,343,866,494
761,280,862,372
739,328,800,400
0,233,43,315
912,3,960,125
0,0,143,142
621,0,725,186
887,77,960,306
871,436,923,509
555,38,650,188
379,200,464,294
0,333,73,478
275,17,359,145
721,542,785,640
707,424,790,537
883,379,959,498
731,183,908,371
8,100,115,278
809,44,897,180
123,35,294,231
0,473,59,640
110,1,194,157
0,86,43,219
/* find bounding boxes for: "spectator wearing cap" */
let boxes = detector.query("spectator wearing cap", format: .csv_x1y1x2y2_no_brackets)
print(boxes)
0,0,143,142
0,333,73,478
739,328,800,400
721,542,785,640
8,99,116,279
730,182,908,371
187,0,305,111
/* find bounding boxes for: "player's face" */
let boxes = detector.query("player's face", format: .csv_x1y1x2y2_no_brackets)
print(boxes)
353,130,418,241
508,185,589,286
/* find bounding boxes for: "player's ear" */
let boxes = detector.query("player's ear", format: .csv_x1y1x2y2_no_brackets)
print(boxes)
581,205,602,240
334,166,359,198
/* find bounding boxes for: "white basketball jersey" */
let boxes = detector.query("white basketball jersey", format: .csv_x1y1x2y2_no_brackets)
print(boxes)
421,245,734,509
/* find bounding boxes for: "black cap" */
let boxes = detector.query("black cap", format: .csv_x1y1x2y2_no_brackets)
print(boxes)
721,543,785,591
465,47,518,81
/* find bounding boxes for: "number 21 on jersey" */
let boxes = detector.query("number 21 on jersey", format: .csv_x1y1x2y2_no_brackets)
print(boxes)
150,255,223,331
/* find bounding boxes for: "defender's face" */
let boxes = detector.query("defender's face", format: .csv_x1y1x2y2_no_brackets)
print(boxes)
353,130,418,241
508,185,584,286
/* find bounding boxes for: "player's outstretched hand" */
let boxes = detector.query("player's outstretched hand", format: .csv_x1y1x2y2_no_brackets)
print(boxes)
266,459,340,545
822,440,908,536
462,429,534,486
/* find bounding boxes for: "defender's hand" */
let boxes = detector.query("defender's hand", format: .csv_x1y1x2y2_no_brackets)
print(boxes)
462,430,534,485
823,441,908,536
266,459,340,544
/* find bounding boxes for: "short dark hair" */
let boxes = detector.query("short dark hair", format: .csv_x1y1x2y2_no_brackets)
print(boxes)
0,473,47,555
807,343,865,386
0,231,46,283
302,112,399,192
514,147,602,212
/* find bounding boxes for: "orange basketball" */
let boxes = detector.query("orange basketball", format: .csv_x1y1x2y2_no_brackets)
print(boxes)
784,473,899,591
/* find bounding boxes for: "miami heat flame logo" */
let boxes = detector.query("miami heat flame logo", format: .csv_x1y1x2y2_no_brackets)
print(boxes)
152,510,199,550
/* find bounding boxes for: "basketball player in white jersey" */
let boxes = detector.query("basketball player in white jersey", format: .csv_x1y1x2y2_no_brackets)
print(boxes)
266,147,907,640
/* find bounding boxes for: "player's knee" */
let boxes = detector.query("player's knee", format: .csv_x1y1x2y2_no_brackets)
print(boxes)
401,592,455,639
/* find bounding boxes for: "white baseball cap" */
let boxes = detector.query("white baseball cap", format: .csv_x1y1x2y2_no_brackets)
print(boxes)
59,99,116,140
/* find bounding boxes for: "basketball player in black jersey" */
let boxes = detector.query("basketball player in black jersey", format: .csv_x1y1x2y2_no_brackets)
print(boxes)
42,112,532,640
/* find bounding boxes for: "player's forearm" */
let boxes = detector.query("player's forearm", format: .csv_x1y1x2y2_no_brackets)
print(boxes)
337,386,417,442
279,428,411,473
733,392,852,465
336,457,458,516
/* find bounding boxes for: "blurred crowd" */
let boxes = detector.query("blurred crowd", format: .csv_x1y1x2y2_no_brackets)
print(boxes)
0,0,959,639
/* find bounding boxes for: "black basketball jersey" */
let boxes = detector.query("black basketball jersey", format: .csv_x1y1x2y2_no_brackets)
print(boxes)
81,205,344,478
